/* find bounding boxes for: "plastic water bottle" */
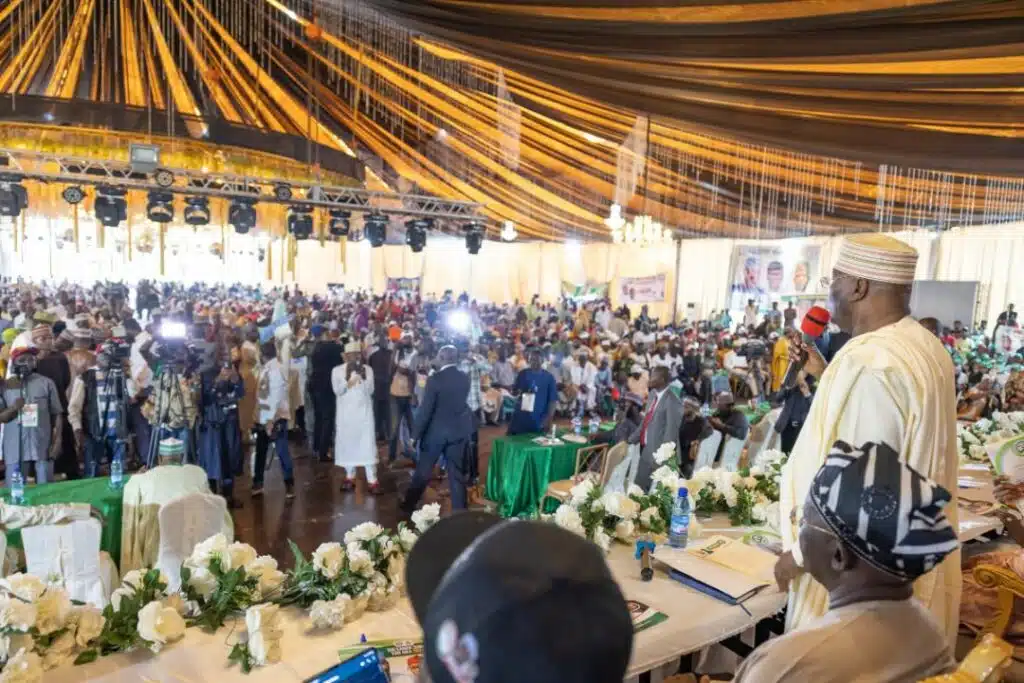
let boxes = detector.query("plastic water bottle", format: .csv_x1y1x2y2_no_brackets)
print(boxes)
9,470,24,505
550,423,558,440
110,456,124,490
589,416,600,434
701,403,711,418
669,488,691,549
572,416,582,436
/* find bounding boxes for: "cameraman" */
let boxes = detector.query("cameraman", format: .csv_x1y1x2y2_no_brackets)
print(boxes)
197,355,245,508
1,348,65,484
68,338,135,478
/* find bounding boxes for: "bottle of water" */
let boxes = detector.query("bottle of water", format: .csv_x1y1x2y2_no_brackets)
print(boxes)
669,488,691,548
10,470,24,505
572,416,582,436
588,416,600,434
110,456,124,490
550,423,558,440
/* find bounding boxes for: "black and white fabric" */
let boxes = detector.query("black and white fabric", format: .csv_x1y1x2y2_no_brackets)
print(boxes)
809,440,959,581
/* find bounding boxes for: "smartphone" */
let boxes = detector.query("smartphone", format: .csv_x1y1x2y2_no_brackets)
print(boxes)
304,648,390,683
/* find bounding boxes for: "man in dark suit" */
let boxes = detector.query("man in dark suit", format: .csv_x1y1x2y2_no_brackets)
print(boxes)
629,366,683,490
402,345,474,513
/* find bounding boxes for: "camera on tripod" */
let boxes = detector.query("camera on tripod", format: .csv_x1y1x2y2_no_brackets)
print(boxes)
155,321,199,371
99,338,131,366
738,339,768,360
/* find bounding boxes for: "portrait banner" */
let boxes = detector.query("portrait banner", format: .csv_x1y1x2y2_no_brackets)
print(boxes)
728,243,821,311
385,277,422,295
619,274,666,304
995,326,1024,356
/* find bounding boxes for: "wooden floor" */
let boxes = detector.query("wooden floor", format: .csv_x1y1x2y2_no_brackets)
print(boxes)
231,425,505,566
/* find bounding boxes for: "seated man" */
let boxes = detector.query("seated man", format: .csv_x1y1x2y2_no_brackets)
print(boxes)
407,512,633,683
708,391,749,442
677,397,712,477
737,440,958,683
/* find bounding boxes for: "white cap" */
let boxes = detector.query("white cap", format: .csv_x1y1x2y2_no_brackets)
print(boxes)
834,233,918,285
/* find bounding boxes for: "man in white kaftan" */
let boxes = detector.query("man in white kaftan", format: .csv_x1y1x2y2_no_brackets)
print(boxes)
778,233,960,647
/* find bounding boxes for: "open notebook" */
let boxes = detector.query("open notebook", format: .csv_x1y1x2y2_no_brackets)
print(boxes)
655,536,776,605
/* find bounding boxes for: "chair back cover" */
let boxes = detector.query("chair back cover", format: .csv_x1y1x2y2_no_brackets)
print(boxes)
601,442,630,488
720,436,745,472
694,431,722,471
157,493,230,591
604,442,639,493
22,518,114,607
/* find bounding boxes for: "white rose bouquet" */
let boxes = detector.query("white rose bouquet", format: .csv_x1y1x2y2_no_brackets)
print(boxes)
228,604,283,673
74,568,172,664
178,535,271,632
343,523,405,611
686,453,787,526
551,479,642,552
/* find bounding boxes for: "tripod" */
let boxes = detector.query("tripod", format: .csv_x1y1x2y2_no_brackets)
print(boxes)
91,362,131,477
146,365,197,468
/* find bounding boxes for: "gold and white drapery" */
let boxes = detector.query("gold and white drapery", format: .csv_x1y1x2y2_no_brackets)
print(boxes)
495,69,521,171
614,115,648,208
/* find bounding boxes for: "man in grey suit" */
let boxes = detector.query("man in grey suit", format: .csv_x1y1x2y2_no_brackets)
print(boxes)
629,366,683,490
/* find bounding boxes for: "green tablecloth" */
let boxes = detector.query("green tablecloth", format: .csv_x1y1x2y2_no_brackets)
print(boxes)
486,433,587,518
739,402,771,426
1,476,128,564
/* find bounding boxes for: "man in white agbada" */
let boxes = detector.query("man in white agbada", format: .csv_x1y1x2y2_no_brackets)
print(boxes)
566,348,598,414
332,341,378,493
775,232,960,647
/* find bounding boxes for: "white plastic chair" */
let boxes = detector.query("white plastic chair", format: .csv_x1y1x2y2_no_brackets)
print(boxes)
720,436,745,471
22,519,118,608
156,493,231,591
694,431,722,471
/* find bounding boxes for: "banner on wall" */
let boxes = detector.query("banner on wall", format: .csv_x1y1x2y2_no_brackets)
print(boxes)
562,280,609,302
995,327,1024,356
619,274,666,304
385,277,422,295
728,243,821,310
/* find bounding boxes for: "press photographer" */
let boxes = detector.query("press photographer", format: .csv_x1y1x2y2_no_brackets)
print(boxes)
68,336,135,478
138,320,199,465
197,353,245,508
1,348,65,484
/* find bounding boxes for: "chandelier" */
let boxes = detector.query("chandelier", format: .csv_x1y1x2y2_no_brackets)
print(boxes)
500,220,518,242
605,204,673,246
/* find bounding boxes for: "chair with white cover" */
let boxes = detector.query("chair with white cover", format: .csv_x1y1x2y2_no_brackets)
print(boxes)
719,436,745,471
746,408,780,466
156,493,231,591
22,519,118,608
693,431,722,471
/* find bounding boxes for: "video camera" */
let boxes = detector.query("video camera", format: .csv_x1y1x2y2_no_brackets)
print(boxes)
738,338,768,360
154,321,201,371
98,338,131,367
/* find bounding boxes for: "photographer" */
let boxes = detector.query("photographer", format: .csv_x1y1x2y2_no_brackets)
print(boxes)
197,354,245,508
138,322,199,462
68,338,135,478
1,348,65,484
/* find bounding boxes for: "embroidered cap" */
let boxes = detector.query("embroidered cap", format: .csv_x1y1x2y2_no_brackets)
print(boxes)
833,233,918,285
407,514,633,683
808,441,959,580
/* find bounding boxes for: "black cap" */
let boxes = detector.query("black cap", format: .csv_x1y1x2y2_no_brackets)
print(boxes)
407,516,633,683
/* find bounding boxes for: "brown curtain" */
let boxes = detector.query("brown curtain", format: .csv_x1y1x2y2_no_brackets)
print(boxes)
364,0,1024,175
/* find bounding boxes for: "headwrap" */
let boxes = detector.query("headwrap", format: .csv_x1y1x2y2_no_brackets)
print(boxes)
834,233,918,285
808,441,959,581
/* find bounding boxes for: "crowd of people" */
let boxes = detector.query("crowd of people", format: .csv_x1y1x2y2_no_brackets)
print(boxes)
0,270,1012,514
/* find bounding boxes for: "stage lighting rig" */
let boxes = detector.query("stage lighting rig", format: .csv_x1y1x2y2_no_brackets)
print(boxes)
0,174,28,219
95,186,128,227
464,221,484,255
183,196,211,226
145,191,174,223
288,205,314,240
328,209,351,238
229,198,257,234
364,212,389,247
404,218,431,253
61,186,85,205
273,184,293,201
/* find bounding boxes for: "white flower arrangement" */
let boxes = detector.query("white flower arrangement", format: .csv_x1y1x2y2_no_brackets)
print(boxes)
410,503,441,533
687,455,787,527
230,604,283,671
652,442,676,466
136,601,186,653
958,414,1024,465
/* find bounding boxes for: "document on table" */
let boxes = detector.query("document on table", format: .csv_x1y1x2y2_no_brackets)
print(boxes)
655,536,775,605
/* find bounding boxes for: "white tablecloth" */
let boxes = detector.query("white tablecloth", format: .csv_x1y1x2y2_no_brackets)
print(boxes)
53,543,785,682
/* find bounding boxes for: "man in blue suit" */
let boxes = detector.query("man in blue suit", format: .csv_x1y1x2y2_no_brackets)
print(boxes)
402,345,474,513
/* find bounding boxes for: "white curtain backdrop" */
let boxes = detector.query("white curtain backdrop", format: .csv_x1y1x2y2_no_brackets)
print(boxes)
0,219,1010,326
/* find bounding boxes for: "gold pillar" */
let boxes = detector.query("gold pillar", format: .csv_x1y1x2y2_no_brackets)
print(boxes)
159,224,166,276
73,205,80,252
127,213,133,261
266,240,272,281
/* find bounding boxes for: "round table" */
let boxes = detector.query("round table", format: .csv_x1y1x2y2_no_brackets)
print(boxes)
486,432,589,518
1,475,127,562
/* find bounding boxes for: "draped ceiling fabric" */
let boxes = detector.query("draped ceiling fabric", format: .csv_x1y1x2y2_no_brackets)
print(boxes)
5,0,1024,244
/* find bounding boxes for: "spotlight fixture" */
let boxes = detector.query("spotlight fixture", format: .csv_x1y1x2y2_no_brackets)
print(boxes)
153,168,175,188
229,198,258,234
183,196,211,226
94,185,128,227
61,186,85,205
364,212,389,248
287,205,314,240
0,174,28,219
500,220,518,242
404,218,430,253
464,221,484,255
273,183,293,201
145,190,174,223
328,209,351,238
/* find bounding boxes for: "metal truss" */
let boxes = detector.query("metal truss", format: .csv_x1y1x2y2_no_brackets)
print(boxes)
0,148,485,221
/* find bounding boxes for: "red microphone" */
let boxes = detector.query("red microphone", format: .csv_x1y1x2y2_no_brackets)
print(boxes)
800,306,831,340
782,306,832,390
